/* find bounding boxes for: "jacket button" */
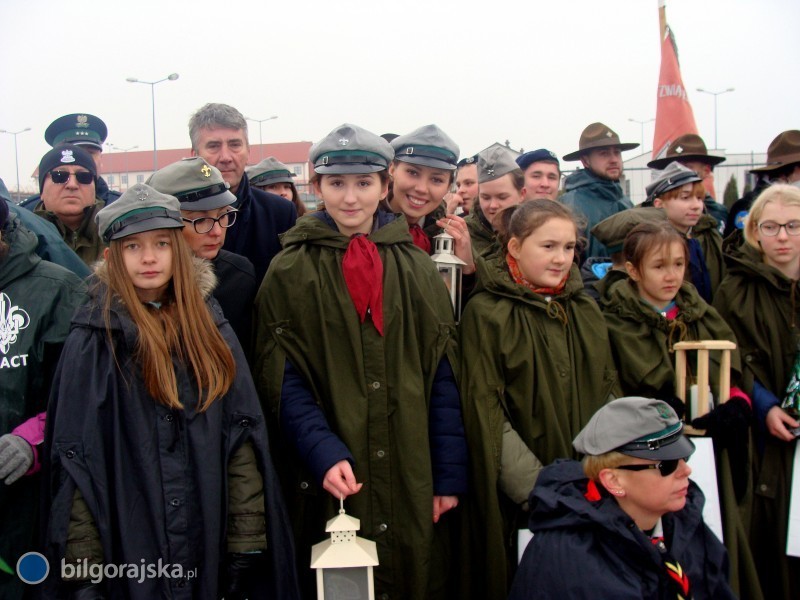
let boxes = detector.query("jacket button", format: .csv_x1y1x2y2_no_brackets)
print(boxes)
760,484,768,493
371,381,381,390
275,327,283,335
240,418,251,428
170,498,181,507
300,481,309,490
65,450,75,459
379,523,388,532
376,450,385,458
165,414,174,422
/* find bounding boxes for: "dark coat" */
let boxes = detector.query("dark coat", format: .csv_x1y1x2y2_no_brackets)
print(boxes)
41,259,299,600
508,460,735,600
692,213,725,301
211,249,257,359
464,203,499,259
223,175,297,284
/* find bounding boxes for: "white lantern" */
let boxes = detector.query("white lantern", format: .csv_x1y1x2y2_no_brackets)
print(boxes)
310,498,379,600
431,230,466,319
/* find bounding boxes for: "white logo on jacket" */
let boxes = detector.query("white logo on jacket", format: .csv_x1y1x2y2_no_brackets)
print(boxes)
0,292,30,354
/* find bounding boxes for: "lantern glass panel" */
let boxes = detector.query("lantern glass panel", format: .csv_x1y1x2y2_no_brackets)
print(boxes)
322,567,370,599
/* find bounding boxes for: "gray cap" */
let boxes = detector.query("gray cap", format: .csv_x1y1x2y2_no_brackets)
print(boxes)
246,157,296,186
147,157,236,212
96,184,183,242
390,124,459,171
573,397,696,460
477,146,522,184
591,207,668,254
645,162,702,203
310,123,394,174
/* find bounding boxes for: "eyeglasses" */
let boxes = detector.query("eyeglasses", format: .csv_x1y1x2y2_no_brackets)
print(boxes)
758,221,800,237
615,458,686,477
49,170,94,185
181,209,238,234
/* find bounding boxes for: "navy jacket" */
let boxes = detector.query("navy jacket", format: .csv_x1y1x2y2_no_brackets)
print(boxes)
212,249,257,359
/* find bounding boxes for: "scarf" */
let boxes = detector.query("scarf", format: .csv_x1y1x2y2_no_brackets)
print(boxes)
409,223,431,254
506,254,568,295
342,234,384,336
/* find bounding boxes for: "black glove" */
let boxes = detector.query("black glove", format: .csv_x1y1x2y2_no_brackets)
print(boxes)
659,395,686,420
69,582,106,600
223,552,266,600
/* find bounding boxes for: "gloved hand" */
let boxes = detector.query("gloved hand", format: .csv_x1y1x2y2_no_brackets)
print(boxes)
223,552,266,600
658,395,686,420
0,433,34,485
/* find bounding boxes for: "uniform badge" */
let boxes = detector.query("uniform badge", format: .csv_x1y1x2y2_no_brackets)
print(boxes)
657,404,672,419
201,165,211,177
605,131,613,138
136,187,149,201
60,149,76,163
76,115,89,128
486,168,495,177
338,138,349,146
675,145,684,154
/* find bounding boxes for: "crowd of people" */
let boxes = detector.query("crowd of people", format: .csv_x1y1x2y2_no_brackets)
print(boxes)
1,105,799,599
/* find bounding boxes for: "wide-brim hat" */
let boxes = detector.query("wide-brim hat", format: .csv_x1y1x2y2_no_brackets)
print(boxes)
563,122,639,161
647,134,726,170
44,113,108,152
148,157,236,212
246,157,297,186
751,130,800,173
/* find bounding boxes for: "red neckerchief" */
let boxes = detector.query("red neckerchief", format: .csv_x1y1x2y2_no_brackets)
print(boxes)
506,254,568,295
409,223,431,254
342,234,384,336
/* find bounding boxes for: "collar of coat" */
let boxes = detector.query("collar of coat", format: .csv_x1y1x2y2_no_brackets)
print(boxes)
280,209,413,250
602,279,707,327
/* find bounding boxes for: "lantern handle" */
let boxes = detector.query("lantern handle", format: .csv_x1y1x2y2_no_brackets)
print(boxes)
339,495,345,514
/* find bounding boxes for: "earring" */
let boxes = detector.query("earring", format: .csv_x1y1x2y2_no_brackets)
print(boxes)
614,490,624,496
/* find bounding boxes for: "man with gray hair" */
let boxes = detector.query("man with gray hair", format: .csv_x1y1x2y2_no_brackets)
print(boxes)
189,103,296,282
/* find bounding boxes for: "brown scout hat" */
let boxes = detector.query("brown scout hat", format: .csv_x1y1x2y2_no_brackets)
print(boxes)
750,130,800,173
647,133,726,170
562,122,639,162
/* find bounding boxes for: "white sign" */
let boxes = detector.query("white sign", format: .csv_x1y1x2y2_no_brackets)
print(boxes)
688,437,723,543
787,440,800,557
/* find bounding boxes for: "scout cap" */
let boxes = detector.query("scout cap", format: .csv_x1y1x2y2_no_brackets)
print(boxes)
751,130,800,173
96,184,183,242
390,124,460,171
645,162,702,203
44,113,108,151
516,148,560,171
563,122,639,162
591,207,668,254
457,155,478,168
38,144,98,192
311,124,394,174
477,146,522,184
573,397,696,461
647,133,725,170
147,157,236,211
246,157,296,186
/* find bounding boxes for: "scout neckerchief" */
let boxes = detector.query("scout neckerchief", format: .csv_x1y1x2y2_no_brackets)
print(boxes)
505,254,568,296
648,518,692,599
342,233,384,335
408,223,431,254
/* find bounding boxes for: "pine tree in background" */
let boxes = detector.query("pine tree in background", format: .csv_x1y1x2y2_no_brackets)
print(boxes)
723,174,739,209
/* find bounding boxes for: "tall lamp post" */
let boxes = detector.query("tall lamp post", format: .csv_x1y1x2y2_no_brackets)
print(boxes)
244,115,278,160
695,87,734,149
126,73,179,173
106,143,139,191
628,118,654,152
0,127,31,199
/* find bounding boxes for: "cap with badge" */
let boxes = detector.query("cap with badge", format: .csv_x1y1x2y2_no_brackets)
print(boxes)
311,124,395,174
147,157,236,211
457,155,478,168
591,207,668,255
246,157,297,187
647,133,725,170
390,124,460,171
563,122,639,162
516,148,560,171
477,146,522,184
573,396,695,460
44,113,108,152
96,184,183,242
645,162,702,203
751,130,800,173
38,144,98,192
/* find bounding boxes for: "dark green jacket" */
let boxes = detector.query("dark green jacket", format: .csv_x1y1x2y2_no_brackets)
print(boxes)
33,200,105,266
458,255,619,599
465,203,499,259
253,213,460,600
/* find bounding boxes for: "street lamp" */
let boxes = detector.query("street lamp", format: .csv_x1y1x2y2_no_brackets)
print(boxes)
126,73,179,173
628,118,654,151
244,115,278,160
106,143,139,190
0,127,31,199
695,87,735,149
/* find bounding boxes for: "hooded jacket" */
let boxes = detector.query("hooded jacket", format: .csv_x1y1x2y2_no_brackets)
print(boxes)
458,254,619,599
465,203,500,259
507,460,735,600
42,258,299,600
560,169,633,259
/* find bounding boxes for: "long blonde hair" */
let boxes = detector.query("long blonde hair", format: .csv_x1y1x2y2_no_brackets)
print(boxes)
103,229,235,412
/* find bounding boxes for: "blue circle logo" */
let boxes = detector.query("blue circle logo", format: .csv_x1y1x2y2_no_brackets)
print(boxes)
16,552,49,585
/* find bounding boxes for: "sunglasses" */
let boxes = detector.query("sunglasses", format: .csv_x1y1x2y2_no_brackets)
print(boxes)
615,458,686,477
49,170,94,185
182,209,238,234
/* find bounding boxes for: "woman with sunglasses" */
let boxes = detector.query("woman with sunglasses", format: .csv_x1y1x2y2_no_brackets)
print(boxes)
509,396,735,600
31,144,104,265
713,184,800,600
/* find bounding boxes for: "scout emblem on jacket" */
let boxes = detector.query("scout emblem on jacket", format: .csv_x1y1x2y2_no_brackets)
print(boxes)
0,292,30,354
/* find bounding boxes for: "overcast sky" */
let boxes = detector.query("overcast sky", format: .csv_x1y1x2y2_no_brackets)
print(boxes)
1,0,797,193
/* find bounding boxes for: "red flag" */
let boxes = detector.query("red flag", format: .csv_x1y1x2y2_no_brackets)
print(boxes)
652,1,698,160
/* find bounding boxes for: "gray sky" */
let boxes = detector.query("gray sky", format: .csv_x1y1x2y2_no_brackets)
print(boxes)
1,0,798,193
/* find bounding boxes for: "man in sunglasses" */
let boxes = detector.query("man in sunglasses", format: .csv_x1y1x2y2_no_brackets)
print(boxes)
148,157,257,357
30,144,104,265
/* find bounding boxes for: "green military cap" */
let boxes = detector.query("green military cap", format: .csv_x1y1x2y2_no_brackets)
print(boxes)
96,184,183,242
147,157,236,211
590,207,667,254
645,162,702,204
44,113,108,151
562,122,639,162
477,146,522,184
310,124,394,174
246,157,296,186
390,124,460,171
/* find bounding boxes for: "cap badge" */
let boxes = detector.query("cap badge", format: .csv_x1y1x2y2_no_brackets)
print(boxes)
338,138,349,146
201,164,211,178
657,404,671,419
675,146,684,154
60,149,76,164
136,187,149,202
465,157,475,164
486,168,495,177
549,151,557,158
76,115,89,129
605,131,613,138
